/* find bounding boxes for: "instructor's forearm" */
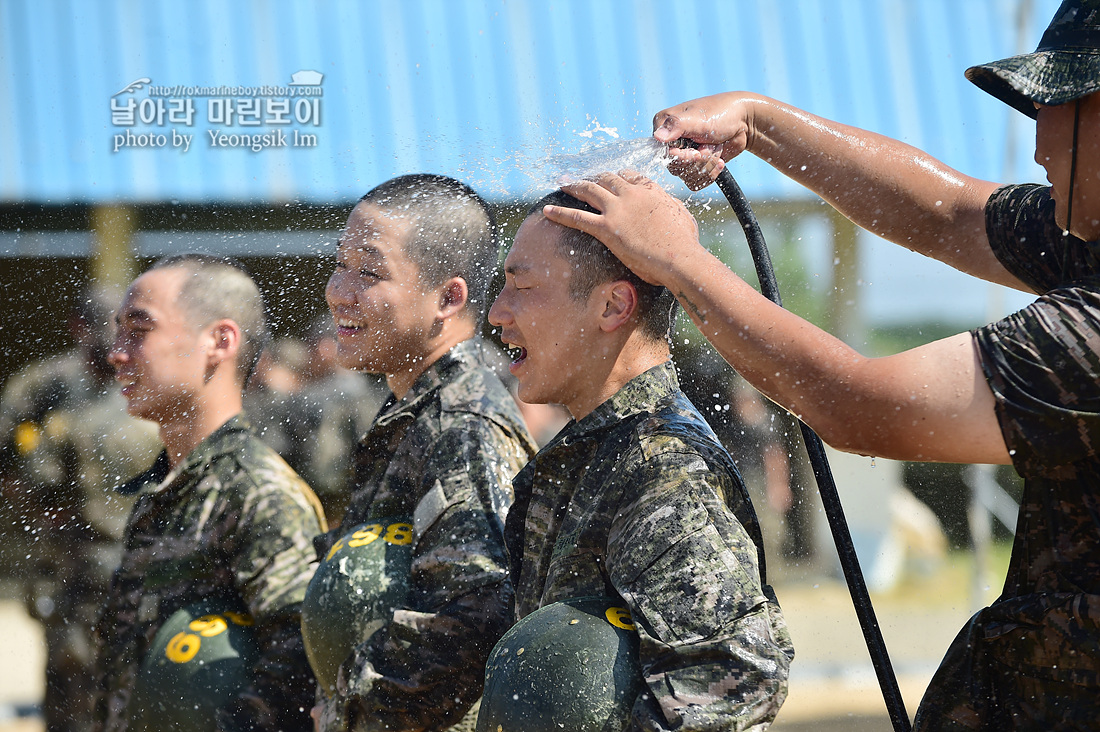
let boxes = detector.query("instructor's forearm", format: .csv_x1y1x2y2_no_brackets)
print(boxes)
666,247,898,455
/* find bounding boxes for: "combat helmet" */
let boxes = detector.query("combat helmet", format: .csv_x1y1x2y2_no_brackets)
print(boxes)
129,598,259,732
301,517,414,693
476,596,644,732
967,0,1100,118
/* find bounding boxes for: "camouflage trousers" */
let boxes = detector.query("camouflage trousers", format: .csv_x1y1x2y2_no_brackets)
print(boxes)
914,592,1100,731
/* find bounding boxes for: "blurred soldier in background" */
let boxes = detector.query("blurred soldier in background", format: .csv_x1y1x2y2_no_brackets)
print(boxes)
243,323,388,525
243,337,304,463
281,316,387,525
0,287,161,732
723,380,817,566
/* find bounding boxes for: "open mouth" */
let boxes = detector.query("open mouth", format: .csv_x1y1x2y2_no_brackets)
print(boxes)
335,317,365,335
504,343,528,367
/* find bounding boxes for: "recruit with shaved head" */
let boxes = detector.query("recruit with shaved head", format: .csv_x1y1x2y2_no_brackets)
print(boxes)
93,254,326,732
306,174,537,732
482,191,794,731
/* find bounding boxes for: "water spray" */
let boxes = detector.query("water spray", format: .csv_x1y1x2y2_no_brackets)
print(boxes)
693,150,913,732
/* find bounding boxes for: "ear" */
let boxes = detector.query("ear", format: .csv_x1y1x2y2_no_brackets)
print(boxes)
204,319,243,372
597,280,638,333
436,277,469,320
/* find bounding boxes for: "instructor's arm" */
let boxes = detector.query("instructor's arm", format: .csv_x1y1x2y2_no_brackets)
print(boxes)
654,92,1027,291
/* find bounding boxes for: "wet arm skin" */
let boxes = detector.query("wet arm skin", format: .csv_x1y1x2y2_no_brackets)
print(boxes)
653,92,1028,291
543,173,1012,466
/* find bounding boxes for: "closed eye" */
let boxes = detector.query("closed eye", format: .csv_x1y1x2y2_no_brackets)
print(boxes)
334,260,381,279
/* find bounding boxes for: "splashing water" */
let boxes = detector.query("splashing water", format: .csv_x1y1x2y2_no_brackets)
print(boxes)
521,137,672,194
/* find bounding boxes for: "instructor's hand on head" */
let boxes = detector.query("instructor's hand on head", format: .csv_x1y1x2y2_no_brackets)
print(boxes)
653,92,758,190
544,171,702,288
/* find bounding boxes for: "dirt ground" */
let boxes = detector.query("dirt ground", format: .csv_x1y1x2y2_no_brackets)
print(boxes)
0,551,1001,732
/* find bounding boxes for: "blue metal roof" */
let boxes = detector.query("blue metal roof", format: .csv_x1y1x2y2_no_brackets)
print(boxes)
0,0,1061,204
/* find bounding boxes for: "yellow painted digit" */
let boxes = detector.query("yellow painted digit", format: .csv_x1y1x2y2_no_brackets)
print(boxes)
348,524,383,548
325,538,346,562
383,522,413,545
224,611,254,626
189,615,228,637
605,607,635,630
165,631,201,663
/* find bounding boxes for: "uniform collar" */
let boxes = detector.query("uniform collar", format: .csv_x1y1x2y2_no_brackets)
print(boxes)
561,360,679,441
117,413,251,495
375,339,490,424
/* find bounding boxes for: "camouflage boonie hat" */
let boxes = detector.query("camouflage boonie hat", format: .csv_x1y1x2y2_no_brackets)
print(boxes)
966,0,1100,119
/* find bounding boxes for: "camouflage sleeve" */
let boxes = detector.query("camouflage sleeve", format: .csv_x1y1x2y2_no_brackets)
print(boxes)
323,419,516,732
984,183,1098,294
974,289,1100,476
606,445,792,732
217,460,325,732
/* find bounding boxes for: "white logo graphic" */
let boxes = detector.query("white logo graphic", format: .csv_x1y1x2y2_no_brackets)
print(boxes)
110,72,324,153
114,78,152,96
290,70,324,86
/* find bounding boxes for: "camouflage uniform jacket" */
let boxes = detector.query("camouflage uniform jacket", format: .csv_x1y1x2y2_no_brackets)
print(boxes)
915,184,1100,730
314,339,537,732
92,414,326,732
505,361,794,732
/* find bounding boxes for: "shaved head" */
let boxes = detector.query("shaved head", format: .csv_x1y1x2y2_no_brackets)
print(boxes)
147,254,270,383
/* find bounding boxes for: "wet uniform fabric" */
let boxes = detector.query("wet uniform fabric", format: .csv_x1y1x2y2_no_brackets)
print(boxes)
914,183,1100,730
505,361,794,732
0,352,160,732
91,415,325,732
313,340,537,732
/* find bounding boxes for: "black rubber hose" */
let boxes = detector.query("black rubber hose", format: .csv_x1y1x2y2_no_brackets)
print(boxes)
713,167,913,732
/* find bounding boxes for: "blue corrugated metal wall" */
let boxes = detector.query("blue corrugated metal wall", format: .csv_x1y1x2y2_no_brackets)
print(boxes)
0,0,1060,204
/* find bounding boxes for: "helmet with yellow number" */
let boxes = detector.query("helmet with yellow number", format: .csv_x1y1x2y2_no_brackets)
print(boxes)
129,598,258,732
476,595,644,732
301,516,414,694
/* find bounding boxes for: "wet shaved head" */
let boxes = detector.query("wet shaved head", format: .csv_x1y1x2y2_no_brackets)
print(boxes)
360,174,499,319
147,253,270,383
528,190,677,341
